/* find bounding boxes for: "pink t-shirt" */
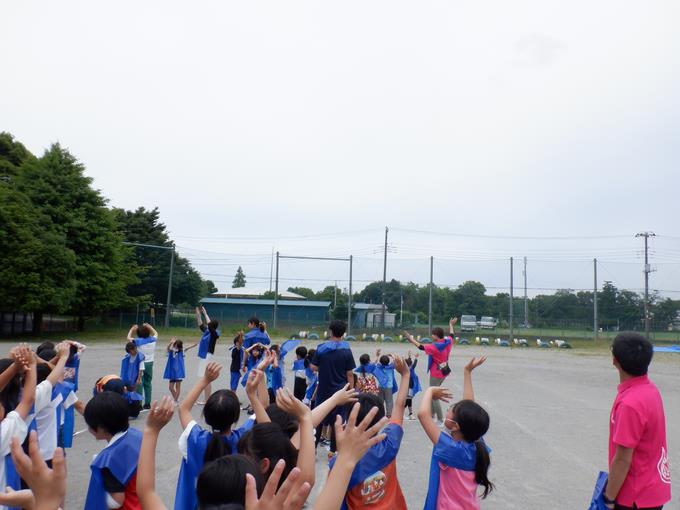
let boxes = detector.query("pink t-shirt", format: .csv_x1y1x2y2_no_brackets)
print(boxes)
609,375,671,507
437,463,479,510
423,339,452,379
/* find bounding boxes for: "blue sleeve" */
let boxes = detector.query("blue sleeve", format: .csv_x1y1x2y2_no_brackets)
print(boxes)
432,433,478,471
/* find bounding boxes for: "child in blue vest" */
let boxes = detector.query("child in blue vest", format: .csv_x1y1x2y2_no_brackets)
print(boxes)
405,351,422,420
175,361,271,510
120,342,145,393
292,345,308,401
163,338,194,404
84,391,143,510
373,349,398,418
229,333,245,392
419,356,493,510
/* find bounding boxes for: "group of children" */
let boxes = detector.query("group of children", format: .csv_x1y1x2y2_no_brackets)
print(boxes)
0,317,496,510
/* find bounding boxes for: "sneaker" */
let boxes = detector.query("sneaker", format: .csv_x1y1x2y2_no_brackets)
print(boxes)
143,404,151,410
408,414,415,421
246,408,254,416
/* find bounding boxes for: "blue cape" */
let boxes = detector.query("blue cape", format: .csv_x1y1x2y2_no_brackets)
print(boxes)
55,381,76,448
373,363,398,393
316,340,350,355
292,359,305,371
84,428,142,510
424,432,488,510
198,328,211,359
588,471,609,510
134,336,157,347
268,366,283,391
64,356,80,391
120,352,145,387
304,367,318,401
174,420,254,510
280,339,301,359
240,352,263,387
4,454,20,510
410,366,422,395
426,337,452,373
163,350,186,380
244,329,271,348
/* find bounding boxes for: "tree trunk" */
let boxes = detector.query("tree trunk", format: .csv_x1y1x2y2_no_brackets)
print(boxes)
77,315,86,332
32,311,44,335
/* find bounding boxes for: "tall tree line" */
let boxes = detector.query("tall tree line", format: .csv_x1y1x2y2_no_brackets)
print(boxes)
0,132,214,332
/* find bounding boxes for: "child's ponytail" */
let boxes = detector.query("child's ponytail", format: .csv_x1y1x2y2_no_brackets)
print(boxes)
204,430,230,463
474,439,494,498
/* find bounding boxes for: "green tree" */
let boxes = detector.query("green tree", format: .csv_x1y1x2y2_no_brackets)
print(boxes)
232,266,246,288
15,144,137,329
652,298,680,329
0,132,34,179
0,182,77,329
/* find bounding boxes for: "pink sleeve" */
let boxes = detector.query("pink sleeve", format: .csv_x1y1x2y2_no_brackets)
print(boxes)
423,344,437,356
612,402,646,449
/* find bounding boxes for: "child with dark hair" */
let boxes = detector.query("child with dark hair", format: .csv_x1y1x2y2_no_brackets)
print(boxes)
329,355,410,510
127,323,158,410
303,349,318,406
373,349,398,418
230,333,245,392
84,391,143,510
120,342,145,393
265,345,283,404
238,422,299,485
354,353,380,396
175,361,270,510
404,351,422,420
93,375,143,418
292,345,308,401
419,356,493,509
243,317,271,373
164,337,195,404
603,332,670,509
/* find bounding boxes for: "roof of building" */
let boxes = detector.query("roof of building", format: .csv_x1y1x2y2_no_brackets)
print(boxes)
352,303,384,310
200,297,331,308
212,287,306,300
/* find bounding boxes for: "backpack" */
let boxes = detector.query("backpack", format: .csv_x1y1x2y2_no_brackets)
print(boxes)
356,372,380,395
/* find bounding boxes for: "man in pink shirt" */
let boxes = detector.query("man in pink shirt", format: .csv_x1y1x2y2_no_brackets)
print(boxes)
405,317,456,425
604,332,671,510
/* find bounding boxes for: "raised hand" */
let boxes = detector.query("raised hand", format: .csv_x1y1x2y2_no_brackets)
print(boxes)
330,384,359,407
464,356,487,372
204,361,222,382
245,369,264,397
335,402,389,464
146,396,174,432
393,355,409,376
430,387,454,403
449,317,458,326
245,460,311,510
275,388,310,420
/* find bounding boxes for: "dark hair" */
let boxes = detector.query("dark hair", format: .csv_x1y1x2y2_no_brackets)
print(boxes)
248,317,260,328
102,378,127,395
174,339,184,351
612,332,653,376
36,341,55,356
258,322,266,333
379,355,390,366
265,404,299,438
203,389,240,463
37,348,57,362
84,392,130,435
37,363,52,384
452,400,493,498
359,353,371,374
295,346,307,359
270,344,280,355
137,324,150,338
306,349,316,360
67,343,78,362
405,357,413,367
355,393,385,429
125,341,137,354
233,333,244,345
329,320,347,338
238,423,298,485
0,359,21,413
208,319,219,332
197,454,263,508
432,327,445,340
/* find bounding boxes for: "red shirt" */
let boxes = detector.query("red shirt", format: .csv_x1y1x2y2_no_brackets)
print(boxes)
609,375,671,507
423,339,452,379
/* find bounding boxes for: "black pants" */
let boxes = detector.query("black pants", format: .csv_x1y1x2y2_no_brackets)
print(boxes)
314,404,346,453
615,504,663,510
294,377,307,401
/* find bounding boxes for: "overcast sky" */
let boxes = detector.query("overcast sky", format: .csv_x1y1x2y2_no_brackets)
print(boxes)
3,1,680,299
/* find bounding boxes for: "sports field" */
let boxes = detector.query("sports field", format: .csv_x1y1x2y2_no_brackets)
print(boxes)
3,339,677,509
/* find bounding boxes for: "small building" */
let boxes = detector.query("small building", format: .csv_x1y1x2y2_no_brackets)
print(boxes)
200,297,331,325
352,303,396,329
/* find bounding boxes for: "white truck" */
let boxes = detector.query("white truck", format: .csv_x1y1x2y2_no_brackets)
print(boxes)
479,316,498,329
460,315,478,332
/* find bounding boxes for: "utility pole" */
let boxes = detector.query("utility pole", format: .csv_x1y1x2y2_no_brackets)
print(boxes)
593,258,598,339
165,247,175,328
636,232,656,339
269,247,274,292
428,256,434,333
334,281,338,308
348,255,353,335
509,257,514,343
381,226,388,329
400,285,404,328
273,251,280,329
523,256,528,327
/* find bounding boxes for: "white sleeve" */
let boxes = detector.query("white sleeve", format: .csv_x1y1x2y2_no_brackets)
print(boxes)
178,420,198,460
63,391,78,410
0,411,28,456
34,380,54,412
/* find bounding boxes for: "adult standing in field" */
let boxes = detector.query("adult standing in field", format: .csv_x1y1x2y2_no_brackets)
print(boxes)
404,317,456,425
127,322,158,410
603,332,670,510
195,306,219,404
242,316,270,372
310,319,355,454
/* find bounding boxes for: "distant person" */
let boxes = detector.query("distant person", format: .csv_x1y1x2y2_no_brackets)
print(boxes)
292,345,309,401
372,349,397,418
353,353,380,396
164,337,196,404
243,317,271,371
120,341,145,392
603,332,670,510
229,332,245,392
404,351,421,420
310,320,355,453
127,323,158,410
404,317,456,425
195,306,220,405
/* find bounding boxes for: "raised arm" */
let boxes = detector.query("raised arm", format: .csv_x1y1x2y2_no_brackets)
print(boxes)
255,351,274,409
15,354,37,419
449,316,458,336
127,325,138,342
46,342,70,387
417,387,452,445
179,362,222,429
183,342,198,352
310,384,358,428
390,356,410,425
195,307,203,328
144,323,159,338
200,306,211,324
403,331,422,349
0,345,28,392
463,356,486,401
245,369,270,425
138,397,174,510
276,388,315,488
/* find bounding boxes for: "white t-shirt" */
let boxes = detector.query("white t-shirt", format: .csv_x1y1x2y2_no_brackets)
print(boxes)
134,336,157,364
32,380,62,461
0,410,29,506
